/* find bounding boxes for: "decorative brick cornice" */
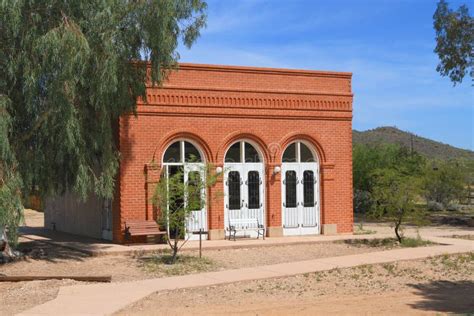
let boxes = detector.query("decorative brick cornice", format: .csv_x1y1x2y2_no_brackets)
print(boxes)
175,63,353,79
138,91,352,112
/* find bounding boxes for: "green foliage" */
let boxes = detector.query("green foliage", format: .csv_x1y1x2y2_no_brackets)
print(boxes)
352,143,425,214
369,168,425,242
152,163,221,263
399,236,433,248
422,160,468,207
0,0,207,244
0,97,23,245
352,143,428,242
433,0,473,84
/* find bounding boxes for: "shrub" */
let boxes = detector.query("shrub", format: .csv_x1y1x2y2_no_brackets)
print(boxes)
353,189,372,214
446,203,461,212
427,201,445,212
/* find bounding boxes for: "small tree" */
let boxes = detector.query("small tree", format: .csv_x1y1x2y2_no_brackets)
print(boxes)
369,169,424,243
152,163,220,263
422,160,468,207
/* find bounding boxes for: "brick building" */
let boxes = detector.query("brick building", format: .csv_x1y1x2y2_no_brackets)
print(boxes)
45,63,354,243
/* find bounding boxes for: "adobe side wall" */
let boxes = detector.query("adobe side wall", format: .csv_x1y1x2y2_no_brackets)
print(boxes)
44,191,105,240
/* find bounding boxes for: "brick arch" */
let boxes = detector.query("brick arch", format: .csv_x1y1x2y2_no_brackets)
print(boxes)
216,131,271,163
153,130,213,164
278,132,327,164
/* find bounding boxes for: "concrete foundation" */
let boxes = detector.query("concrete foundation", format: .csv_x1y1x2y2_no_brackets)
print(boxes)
322,224,338,235
208,229,225,240
266,226,283,237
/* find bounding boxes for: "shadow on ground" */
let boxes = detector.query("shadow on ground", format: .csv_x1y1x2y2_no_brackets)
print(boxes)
16,240,90,263
408,280,474,314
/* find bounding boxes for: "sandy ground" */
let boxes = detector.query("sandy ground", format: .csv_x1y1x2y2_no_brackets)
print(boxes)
0,238,391,315
22,209,44,227
117,253,474,316
1,210,471,315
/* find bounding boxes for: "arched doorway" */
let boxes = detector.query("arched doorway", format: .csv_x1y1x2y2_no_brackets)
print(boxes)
224,140,265,237
162,140,207,240
281,141,320,236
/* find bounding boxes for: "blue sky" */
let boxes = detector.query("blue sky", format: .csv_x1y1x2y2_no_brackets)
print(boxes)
178,0,473,150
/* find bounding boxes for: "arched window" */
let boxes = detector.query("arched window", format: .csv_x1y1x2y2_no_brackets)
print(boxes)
225,141,261,163
282,142,316,163
162,140,206,237
163,141,203,163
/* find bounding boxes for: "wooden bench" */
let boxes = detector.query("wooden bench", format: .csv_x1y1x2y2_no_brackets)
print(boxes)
124,220,166,242
226,218,265,241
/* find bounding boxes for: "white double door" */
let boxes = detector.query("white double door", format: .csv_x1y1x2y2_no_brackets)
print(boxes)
282,163,320,236
165,164,207,241
224,163,265,237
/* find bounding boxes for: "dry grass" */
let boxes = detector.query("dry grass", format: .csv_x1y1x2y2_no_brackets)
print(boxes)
140,252,217,277
340,236,434,249
449,234,474,241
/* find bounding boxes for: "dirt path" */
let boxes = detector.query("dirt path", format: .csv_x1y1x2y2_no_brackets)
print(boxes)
136,291,468,316
117,253,474,315
0,238,391,315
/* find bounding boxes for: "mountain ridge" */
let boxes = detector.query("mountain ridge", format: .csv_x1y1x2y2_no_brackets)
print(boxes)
352,126,474,160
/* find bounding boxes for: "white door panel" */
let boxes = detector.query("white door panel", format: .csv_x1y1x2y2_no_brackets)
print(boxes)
184,164,207,240
282,163,319,236
224,163,265,237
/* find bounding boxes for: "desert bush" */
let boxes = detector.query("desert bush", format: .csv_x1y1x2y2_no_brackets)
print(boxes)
353,189,372,214
427,201,445,212
422,160,468,206
446,203,461,212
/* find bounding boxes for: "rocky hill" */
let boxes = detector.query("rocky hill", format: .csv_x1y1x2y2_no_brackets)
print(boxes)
353,126,474,160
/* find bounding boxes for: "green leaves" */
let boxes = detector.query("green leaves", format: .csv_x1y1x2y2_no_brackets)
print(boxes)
422,160,469,206
0,0,207,244
433,0,473,84
152,163,220,260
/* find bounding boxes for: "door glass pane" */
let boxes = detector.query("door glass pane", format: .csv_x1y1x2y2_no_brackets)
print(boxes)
164,141,181,163
184,142,202,162
225,142,241,163
300,143,315,162
245,142,261,162
167,166,184,238
247,171,260,209
283,143,297,162
303,170,315,207
187,171,203,210
285,170,297,208
228,171,241,210
168,166,184,211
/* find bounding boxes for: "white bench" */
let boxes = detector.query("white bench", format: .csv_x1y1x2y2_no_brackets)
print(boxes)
226,218,265,241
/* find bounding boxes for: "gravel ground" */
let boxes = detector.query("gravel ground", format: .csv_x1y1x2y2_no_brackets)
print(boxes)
0,237,398,315
449,234,474,240
117,253,474,315
0,209,465,315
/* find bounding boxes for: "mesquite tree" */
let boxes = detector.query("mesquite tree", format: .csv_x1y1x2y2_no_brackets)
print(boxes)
369,169,425,243
433,0,473,84
0,0,207,247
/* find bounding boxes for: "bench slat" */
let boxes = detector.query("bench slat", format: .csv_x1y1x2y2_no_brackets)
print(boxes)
124,220,166,239
227,218,265,241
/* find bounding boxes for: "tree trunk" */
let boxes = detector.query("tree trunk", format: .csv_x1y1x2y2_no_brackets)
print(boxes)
171,237,179,263
394,208,404,243
394,222,402,243
0,226,16,263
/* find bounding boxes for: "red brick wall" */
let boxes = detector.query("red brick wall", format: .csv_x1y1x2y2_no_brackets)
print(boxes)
114,63,353,242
